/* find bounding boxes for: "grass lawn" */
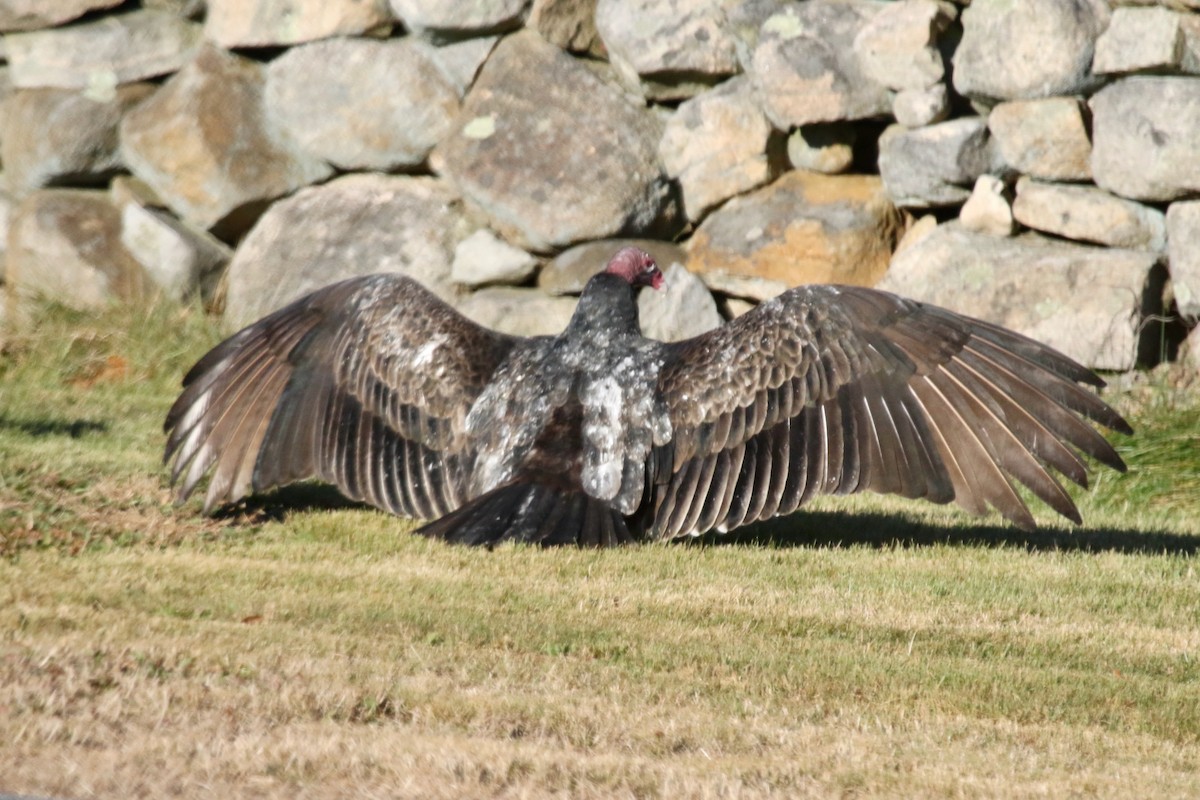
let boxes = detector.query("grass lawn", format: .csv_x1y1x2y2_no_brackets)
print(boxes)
1,301,1198,798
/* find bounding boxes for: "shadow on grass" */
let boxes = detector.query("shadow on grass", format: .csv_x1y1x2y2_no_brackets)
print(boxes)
702,510,1200,557
209,482,369,524
210,483,1200,558
0,415,108,439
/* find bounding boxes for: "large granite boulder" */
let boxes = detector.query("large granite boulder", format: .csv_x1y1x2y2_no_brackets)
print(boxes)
265,37,459,172
432,31,673,252
5,9,201,89
749,0,891,128
595,0,740,99
119,45,333,236
222,174,472,330
953,0,1108,101
1090,76,1200,202
2,84,154,195
881,222,1162,371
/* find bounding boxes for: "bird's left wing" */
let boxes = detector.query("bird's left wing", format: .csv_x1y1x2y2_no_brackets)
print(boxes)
164,274,518,518
649,285,1131,539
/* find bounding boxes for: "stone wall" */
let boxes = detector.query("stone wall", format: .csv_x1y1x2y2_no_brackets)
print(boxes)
2,0,1197,372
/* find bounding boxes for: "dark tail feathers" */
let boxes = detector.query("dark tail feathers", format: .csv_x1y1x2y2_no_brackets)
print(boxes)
413,483,636,548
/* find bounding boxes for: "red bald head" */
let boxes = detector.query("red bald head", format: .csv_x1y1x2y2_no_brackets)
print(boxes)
604,246,664,290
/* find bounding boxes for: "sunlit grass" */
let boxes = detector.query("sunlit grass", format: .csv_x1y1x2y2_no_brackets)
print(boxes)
1,301,1198,798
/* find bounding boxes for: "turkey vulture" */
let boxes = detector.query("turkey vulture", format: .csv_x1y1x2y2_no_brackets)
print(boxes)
164,247,1130,547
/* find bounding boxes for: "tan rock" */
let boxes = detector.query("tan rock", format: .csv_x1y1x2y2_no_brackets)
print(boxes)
7,189,145,310
205,0,393,48
0,0,123,32
1013,177,1166,251
988,98,1092,182
119,45,333,235
658,76,777,223
2,84,154,195
687,171,902,300
5,9,201,89
529,0,603,56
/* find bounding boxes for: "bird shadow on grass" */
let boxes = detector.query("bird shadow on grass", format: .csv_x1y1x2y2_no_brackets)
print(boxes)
208,482,369,524
701,510,1200,557
211,483,1200,558
0,414,108,439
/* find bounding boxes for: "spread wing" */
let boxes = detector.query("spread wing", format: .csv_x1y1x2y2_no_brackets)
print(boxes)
650,285,1131,539
164,274,518,518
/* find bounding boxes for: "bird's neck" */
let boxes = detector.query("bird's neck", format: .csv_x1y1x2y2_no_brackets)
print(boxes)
564,273,642,346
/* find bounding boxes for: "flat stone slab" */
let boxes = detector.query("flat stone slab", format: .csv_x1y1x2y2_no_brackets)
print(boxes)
880,222,1161,371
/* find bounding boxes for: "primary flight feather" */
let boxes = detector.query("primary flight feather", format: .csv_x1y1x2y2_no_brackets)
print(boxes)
164,247,1131,546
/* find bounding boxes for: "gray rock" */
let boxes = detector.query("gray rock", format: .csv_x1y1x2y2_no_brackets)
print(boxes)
528,0,603,55
1090,76,1200,202
413,36,499,97
6,188,146,310
431,31,673,252
1093,6,1185,75
2,84,154,195
786,124,856,174
224,174,471,330
266,38,459,171
388,0,526,34
1166,200,1200,320
120,45,333,235
880,222,1161,371
595,0,740,99
958,174,1013,237
852,0,947,91
205,0,393,47
953,0,1108,101
112,177,231,303
687,170,900,300
638,262,723,342
0,0,123,32
726,0,791,69
538,238,687,295
892,84,949,128
5,9,202,90
658,77,777,223
878,118,995,208
1012,177,1166,252
451,229,538,288
456,287,579,337
987,97,1092,182
750,0,891,128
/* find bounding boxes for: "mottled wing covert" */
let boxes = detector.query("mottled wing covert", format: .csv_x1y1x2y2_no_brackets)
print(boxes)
651,285,1131,539
164,274,517,518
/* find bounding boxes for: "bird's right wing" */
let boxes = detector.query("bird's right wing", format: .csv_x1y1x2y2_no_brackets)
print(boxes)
164,274,518,518
650,284,1131,538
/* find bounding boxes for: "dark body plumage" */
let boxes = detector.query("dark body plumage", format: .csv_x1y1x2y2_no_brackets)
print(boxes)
164,253,1131,547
